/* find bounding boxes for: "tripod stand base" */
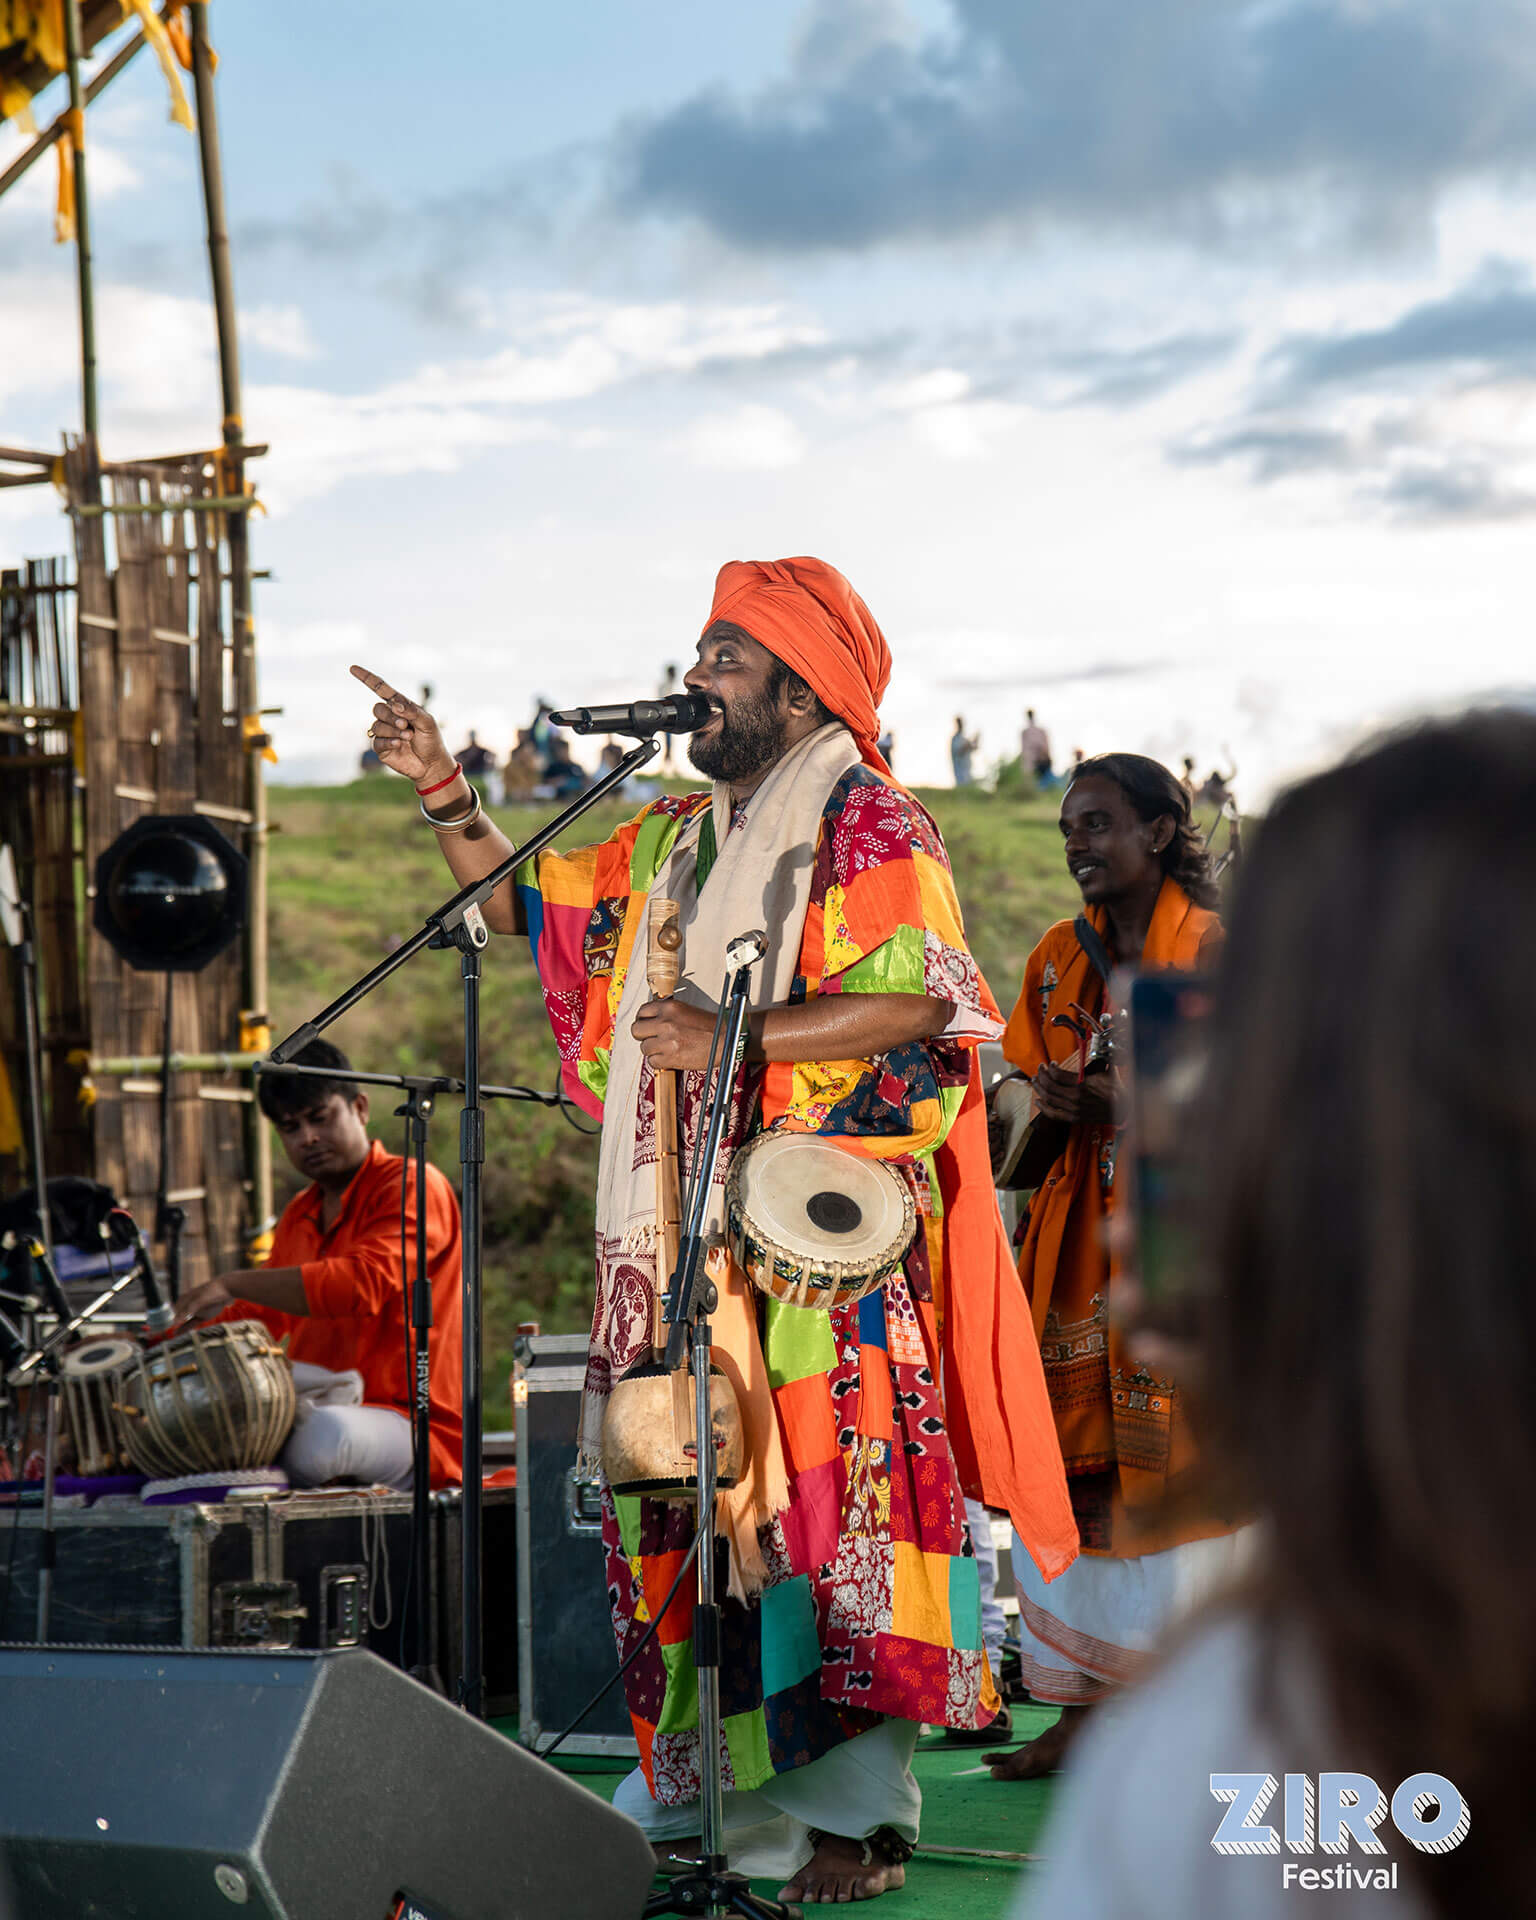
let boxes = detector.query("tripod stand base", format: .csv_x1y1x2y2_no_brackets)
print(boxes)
646,1859,801,1919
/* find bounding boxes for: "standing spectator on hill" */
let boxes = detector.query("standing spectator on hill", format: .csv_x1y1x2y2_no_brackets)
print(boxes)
455,731,498,802
502,729,542,798
1179,755,1198,804
1199,757,1237,812
1022,711,1536,1917
1021,709,1053,785
951,715,980,787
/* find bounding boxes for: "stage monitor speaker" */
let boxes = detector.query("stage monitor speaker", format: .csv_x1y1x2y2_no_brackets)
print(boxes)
0,1645,655,1920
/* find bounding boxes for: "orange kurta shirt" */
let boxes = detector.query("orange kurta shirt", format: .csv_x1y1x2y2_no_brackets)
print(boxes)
225,1139,464,1486
1003,878,1225,1556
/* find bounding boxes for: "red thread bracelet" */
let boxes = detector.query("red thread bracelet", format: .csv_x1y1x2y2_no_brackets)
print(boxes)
415,769,462,797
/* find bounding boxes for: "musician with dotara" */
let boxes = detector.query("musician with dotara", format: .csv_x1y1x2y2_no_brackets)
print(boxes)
986,754,1239,1780
166,1040,465,1489
355,556,1075,1905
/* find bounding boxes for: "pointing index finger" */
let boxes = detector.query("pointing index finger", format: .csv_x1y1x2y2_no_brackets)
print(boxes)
349,664,414,710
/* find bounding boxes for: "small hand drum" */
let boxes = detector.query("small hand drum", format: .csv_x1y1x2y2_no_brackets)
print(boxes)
726,1131,917,1312
114,1320,296,1480
60,1336,139,1476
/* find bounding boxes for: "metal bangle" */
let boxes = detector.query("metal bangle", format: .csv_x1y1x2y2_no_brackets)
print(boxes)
420,786,482,832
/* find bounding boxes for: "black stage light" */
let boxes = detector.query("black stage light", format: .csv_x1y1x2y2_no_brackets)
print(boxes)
92,815,247,973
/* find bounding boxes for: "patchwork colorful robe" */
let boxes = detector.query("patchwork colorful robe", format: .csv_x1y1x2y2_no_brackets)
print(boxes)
519,768,1017,1800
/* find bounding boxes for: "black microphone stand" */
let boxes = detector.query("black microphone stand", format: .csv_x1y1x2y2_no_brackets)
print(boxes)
154,971,186,1306
649,930,800,1920
268,734,663,1715
252,1056,563,1689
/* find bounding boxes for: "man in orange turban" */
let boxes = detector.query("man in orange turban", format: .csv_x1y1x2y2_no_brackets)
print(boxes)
354,558,1074,1903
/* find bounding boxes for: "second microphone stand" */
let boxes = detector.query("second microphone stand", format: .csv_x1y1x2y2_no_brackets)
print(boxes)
253,1056,563,1688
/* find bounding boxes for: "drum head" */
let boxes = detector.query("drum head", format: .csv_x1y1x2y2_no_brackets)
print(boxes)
62,1337,138,1379
730,1133,912,1277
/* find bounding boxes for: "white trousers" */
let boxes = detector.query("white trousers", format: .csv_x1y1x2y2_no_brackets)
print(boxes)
964,1495,1006,1676
613,1718,922,1880
280,1403,414,1490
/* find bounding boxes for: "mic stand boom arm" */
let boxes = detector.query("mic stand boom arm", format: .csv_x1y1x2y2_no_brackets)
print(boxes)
267,735,661,1719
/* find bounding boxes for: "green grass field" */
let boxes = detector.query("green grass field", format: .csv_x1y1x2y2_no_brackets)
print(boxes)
266,773,1226,1413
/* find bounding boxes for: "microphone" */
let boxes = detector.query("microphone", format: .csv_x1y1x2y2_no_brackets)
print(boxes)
548,693,714,737
113,1210,174,1333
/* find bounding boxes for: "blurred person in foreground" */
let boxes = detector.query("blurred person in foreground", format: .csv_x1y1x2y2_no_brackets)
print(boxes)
167,1040,464,1488
1024,710,1536,1917
988,755,1242,1779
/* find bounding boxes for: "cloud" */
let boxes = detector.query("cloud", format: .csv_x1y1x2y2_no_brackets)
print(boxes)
1263,262,1536,398
240,305,320,361
679,403,807,469
1171,423,1363,483
1370,456,1536,523
614,0,1536,256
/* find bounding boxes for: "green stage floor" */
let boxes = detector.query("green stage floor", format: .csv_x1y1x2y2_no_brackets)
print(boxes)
492,1705,1063,1918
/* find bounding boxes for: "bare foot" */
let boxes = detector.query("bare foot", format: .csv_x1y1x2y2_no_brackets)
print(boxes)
984,1704,1091,1780
778,1832,908,1904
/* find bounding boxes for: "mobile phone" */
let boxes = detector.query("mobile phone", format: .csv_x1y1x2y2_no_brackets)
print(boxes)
1122,971,1214,1301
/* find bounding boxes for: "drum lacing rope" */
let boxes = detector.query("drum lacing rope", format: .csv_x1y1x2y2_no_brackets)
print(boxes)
359,1490,393,1633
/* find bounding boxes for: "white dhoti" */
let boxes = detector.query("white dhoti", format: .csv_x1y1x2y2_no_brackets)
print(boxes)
280,1363,414,1490
612,1718,922,1881
1011,1527,1253,1705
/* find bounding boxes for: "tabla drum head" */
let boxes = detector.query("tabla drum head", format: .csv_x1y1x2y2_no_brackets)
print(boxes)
727,1130,916,1311
62,1337,138,1379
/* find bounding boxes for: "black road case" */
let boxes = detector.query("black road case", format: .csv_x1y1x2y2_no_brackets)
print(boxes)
0,1499,289,1647
515,1333,634,1756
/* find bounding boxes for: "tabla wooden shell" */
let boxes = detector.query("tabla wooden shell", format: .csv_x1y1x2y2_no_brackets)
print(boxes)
727,1130,917,1312
601,1360,744,1499
60,1336,139,1476
114,1320,296,1480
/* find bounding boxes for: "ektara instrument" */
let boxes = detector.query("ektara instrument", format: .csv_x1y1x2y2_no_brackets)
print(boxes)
601,895,744,1499
113,1319,296,1480
727,1130,917,1312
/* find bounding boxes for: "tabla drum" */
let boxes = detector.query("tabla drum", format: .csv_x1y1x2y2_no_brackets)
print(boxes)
60,1336,139,1476
114,1319,296,1480
726,1131,917,1312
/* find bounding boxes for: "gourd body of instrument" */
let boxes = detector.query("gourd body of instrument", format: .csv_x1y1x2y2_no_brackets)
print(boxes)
601,1361,744,1498
728,1131,916,1312
114,1319,295,1479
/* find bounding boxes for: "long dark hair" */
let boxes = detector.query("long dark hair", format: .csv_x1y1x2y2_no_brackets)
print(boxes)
1198,708,1536,1912
1070,752,1219,908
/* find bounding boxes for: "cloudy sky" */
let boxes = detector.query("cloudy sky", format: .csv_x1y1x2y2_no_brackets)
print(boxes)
3,0,1535,796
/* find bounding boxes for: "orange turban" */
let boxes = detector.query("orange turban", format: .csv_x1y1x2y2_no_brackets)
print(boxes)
704,557,893,774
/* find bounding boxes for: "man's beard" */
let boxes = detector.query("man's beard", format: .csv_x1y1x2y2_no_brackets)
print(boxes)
688,688,789,782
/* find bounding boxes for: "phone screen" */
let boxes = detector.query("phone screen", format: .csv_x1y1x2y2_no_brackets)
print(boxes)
1123,971,1214,1301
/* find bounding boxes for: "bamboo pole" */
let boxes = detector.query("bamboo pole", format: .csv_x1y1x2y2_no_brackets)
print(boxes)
83,1051,266,1075
646,895,694,1456
188,0,272,1251
0,24,149,205
59,0,99,443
